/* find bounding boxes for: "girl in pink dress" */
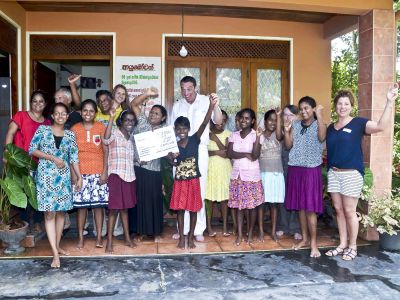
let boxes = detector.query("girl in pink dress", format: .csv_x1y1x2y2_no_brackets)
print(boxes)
227,108,264,246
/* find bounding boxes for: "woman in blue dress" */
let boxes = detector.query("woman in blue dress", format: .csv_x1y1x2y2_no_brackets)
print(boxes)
29,103,82,268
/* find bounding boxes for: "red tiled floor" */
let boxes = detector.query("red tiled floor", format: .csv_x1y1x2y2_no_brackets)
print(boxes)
0,224,370,258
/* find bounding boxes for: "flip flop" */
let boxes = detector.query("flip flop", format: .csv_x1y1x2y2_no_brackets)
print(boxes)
208,232,217,237
223,232,231,237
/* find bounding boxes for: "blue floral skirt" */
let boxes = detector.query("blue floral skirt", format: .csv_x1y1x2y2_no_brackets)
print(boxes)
73,174,109,208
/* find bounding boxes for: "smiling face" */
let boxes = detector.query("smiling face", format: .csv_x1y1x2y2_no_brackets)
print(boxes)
239,111,255,130
335,96,352,118
175,124,190,141
149,106,166,126
30,94,46,114
180,81,196,104
264,112,277,133
97,94,112,114
52,105,68,126
114,87,126,104
299,102,315,122
121,113,135,134
81,103,96,123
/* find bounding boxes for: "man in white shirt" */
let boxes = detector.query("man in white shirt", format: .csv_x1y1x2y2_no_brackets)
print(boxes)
170,76,222,241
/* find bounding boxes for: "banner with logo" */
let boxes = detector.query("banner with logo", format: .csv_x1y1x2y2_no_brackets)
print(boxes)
115,56,161,114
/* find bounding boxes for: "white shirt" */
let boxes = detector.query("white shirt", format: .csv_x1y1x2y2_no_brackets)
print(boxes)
170,93,216,147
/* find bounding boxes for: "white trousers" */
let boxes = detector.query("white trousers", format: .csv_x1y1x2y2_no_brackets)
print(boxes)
183,146,208,235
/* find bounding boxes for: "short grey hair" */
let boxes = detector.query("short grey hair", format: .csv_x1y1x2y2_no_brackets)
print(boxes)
55,87,72,100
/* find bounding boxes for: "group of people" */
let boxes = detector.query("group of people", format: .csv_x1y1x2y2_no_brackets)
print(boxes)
4,73,397,267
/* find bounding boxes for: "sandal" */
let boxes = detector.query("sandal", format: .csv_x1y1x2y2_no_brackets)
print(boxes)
325,247,345,257
342,248,357,261
223,232,231,237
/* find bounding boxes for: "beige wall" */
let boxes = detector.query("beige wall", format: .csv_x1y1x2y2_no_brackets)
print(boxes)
26,12,332,121
0,1,26,109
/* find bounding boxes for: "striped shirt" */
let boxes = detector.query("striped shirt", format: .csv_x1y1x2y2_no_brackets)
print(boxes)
103,127,136,182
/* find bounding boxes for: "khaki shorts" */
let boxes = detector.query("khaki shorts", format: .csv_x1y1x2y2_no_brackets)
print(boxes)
327,168,364,198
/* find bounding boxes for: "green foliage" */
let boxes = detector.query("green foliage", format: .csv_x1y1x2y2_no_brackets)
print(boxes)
359,189,400,235
0,144,37,230
160,157,173,215
331,31,359,121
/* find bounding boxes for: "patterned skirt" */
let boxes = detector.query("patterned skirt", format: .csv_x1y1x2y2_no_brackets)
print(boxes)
73,174,109,208
170,178,202,212
228,178,264,210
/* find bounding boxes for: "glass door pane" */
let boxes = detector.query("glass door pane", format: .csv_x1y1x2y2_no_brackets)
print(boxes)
173,67,200,102
256,69,282,124
216,67,242,131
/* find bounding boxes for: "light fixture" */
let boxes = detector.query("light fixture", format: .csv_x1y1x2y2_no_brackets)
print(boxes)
179,8,188,57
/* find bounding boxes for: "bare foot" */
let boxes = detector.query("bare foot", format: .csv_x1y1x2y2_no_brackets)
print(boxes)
135,235,143,242
293,239,310,250
95,239,103,248
50,256,60,268
188,236,196,249
154,235,161,243
258,232,265,242
105,242,114,254
310,247,321,258
58,248,70,256
271,232,278,242
247,233,254,245
172,232,180,240
126,239,137,248
234,235,242,246
77,237,84,249
177,237,185,249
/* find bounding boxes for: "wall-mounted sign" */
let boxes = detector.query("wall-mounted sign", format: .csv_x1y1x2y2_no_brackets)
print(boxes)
115,56,161,114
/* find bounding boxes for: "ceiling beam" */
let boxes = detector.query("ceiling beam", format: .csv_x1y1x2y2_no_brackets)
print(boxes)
18,1,337,23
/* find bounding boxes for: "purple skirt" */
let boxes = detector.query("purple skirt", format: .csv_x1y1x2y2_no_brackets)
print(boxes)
108,174,137,210
285,166,323,214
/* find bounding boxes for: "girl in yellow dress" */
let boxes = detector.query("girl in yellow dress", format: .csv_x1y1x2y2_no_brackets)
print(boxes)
205,110,233,237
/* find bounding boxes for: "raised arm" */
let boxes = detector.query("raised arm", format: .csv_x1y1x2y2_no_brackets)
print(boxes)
104,110,116,140
315,105,326,142
129,87,158,117
283,120,293,150
251,127,263,160
195,94,219,139
275,107,284,141
68,74,82,107
210,93,223,125
365,84,398,134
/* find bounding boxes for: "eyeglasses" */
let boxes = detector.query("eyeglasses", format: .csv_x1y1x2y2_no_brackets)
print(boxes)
53,112,68,117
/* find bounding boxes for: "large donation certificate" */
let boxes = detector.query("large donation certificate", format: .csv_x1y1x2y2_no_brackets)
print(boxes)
134,126,179,161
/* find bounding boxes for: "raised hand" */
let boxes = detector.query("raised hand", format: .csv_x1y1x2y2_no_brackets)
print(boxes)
315,105,324,120
145,87,159,98
256,126,264,137
284,119,292,132
209,93,220,108
387,83,399,103
68,74,81,85
109,108,116,119
275,107,282,116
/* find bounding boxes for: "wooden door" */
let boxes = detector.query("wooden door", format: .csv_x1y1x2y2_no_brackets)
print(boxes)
33,61,56,117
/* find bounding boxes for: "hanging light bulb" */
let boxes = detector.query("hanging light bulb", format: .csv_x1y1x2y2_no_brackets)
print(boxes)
179,8,188,58
179,45,188,57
